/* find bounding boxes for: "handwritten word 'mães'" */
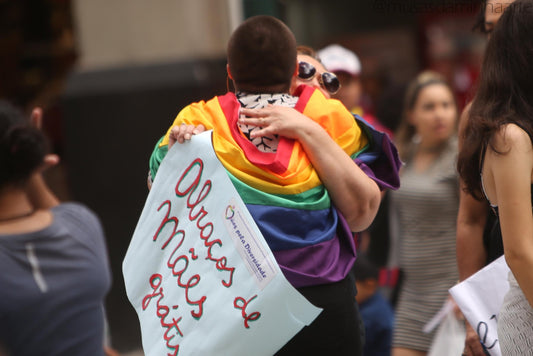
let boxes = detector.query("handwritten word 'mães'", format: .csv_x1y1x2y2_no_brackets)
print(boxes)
154,200,206,319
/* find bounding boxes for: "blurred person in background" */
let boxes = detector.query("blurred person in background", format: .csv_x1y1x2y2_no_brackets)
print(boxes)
318,44,362,113
389,71,459,356
363,81,407,306
318,44,393,137
455,0,515,355
291,45,342,100
353,253,394,356
0,100,114,355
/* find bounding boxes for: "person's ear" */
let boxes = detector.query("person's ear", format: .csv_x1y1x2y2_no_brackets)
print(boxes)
226,64,235,93
226,64,233,80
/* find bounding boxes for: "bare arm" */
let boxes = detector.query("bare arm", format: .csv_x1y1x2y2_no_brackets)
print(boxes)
457,103,488,280
487,124,533,307
25,108,60,209
456,186,491,356
25,173,60,209
456,103,488,356
456,189,488,280
239,106,380,232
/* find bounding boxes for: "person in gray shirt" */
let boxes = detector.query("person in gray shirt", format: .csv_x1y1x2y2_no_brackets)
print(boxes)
0,101,112,356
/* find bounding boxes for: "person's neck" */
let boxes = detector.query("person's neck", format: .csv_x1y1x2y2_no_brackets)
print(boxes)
0,187,34,222
417,140,448,154
236,90,290,96
234,82,290,96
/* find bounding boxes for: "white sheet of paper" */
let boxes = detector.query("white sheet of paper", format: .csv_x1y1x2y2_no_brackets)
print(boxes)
449,255,510,356
123,131,321,356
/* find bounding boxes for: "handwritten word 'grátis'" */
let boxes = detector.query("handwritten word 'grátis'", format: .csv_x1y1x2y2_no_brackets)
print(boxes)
142,274,183,356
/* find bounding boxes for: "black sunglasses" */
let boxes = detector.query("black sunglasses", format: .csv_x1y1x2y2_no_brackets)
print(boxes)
297,61,341,95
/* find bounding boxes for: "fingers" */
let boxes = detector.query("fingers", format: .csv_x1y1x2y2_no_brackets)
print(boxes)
30,107,60,172
463,322,486,356
30,107,43,129
178,124,197,142
192,124,206,135
168,124,205,149
453,303,464,320
42,154,60,171
239,106,311,141
240,107,268,118
104,346,121,356
168,126,179,149
238,116,268,127
31,154,60,177
465,338,486,355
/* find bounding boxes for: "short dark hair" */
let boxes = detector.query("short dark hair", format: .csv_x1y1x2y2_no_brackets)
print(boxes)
227,15,296,94
297,45,320,60
0,100,48,187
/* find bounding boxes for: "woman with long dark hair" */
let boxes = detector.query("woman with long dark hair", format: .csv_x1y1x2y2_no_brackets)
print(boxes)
457,0,533,353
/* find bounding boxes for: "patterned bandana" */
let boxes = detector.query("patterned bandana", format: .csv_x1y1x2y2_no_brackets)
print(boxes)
236,92,299,153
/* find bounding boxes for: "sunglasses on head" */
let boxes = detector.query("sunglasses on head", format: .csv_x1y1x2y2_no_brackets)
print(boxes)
297,61,341,95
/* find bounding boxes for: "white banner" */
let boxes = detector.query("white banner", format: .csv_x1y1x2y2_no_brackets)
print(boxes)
449,256,510,356
123,131,321,356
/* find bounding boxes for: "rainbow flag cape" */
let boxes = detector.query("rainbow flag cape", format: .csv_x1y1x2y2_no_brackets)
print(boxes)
150,86,400,287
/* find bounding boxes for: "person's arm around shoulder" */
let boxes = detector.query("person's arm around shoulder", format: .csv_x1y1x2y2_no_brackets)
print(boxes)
239,106,381,232
487,123,533,307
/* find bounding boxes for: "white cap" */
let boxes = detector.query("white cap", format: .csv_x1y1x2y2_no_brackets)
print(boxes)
318,44,361,76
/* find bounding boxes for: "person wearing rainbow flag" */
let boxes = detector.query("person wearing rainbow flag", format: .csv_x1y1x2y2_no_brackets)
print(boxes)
148,15,400,355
